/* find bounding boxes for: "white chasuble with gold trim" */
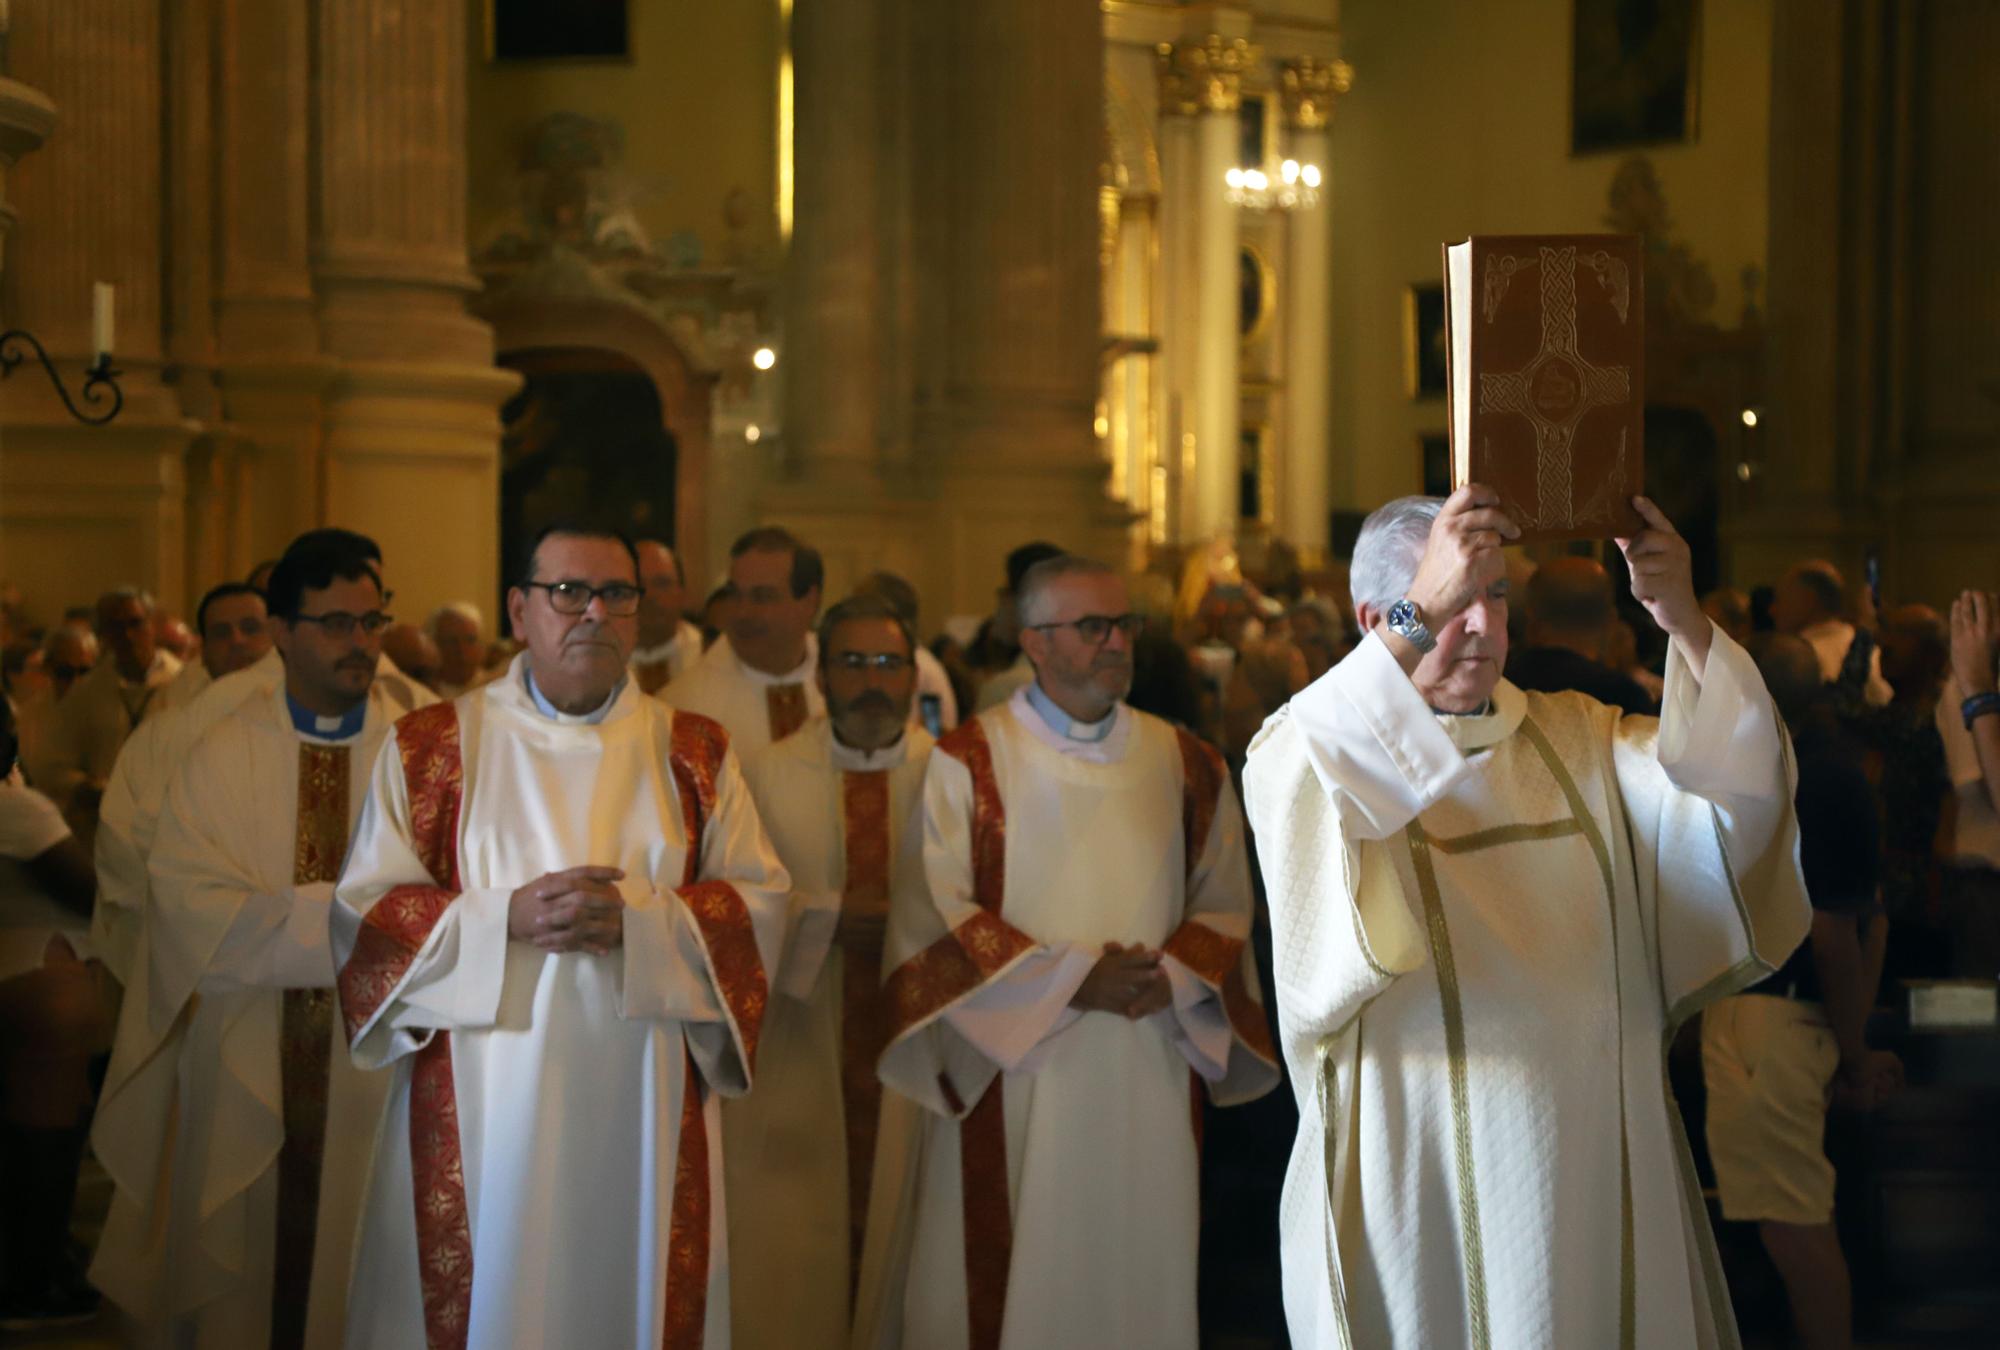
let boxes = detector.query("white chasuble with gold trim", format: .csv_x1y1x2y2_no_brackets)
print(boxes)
1242,625,1809,1350
91,675,402,1349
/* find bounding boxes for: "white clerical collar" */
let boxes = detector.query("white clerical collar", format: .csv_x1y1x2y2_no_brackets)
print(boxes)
1435,679,1527,753
828,722,907,771
1009,683,1132,763
522,663,622,725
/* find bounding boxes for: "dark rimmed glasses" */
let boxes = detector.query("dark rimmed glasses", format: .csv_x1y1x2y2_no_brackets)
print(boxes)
523,580,643,617
1027,613,1145,645
291,610,395,639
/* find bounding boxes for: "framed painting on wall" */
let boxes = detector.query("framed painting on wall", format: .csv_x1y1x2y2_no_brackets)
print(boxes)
487,0,630,61
1418,432,1451,498
1571,0,1701,154
1404,282,1447,401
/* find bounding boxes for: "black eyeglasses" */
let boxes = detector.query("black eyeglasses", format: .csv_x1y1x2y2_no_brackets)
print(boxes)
1027,613,1145,645
523,580,643,617
829,651,912,674
292,610,394,639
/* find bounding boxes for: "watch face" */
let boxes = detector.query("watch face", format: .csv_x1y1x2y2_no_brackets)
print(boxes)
1388,599,1416,629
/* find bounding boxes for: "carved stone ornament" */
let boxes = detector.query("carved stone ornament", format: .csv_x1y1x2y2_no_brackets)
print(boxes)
1278,58,1354,130
1156,36,1260,117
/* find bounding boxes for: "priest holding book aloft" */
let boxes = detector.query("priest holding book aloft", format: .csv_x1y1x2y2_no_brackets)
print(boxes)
1243,486,1809,1350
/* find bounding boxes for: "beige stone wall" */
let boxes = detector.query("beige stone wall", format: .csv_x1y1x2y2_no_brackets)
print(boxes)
0,0,511,630
464,0,781,267
1326,0,1774,516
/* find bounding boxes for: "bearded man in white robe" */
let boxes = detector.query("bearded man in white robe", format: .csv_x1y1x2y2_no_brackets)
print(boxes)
877,556,1280,1350
728,593,933,1350
663,527,825,752
1242,488,1810,1350
333,522,791,1350
90,533,416,1348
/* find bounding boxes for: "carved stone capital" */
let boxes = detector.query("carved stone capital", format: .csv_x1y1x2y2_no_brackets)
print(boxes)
1155,36,1259,117
1278,58,1353,130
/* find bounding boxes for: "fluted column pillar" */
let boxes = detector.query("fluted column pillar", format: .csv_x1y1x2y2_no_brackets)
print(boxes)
1,0,195,614
1278,57,1349,565
313,0,517,620
783,0,880,473
1160,36,1253,546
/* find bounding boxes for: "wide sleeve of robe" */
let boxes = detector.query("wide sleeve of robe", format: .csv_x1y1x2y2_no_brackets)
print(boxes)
1241,632,1470,1057
1610,622,1810,1024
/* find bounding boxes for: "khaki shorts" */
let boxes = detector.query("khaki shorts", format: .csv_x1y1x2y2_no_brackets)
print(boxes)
1701,993,1840,1225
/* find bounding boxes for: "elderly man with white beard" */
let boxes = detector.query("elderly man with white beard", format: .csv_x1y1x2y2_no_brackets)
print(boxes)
877,555,1278,1350
1242,487,1810,1350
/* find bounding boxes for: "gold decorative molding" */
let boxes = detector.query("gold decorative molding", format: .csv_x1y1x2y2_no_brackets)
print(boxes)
1278,58,1353,130
1155,36,1259,117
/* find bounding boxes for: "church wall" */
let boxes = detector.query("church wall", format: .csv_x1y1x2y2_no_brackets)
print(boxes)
463,0,781,268
1325,0,1773,519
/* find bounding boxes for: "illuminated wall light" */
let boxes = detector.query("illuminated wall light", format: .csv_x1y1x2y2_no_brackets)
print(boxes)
1281,159,1300,185
745,424,763,443
752,346,777,371
1225,167,1245,190
1301,164,1321,189
1739,407,1760,428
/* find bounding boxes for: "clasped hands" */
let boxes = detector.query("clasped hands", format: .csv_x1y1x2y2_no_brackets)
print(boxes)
1069,942,1173,1019
507,865,626,956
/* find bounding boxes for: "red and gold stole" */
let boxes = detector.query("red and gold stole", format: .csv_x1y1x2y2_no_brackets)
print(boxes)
838,768,893,1303
269,743,350,1350
766,684,809,742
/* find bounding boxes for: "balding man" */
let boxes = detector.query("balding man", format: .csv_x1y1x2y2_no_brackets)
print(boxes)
630,538,702,694
1505,555,1654,714
426,602,488,698
1773,560,1892,705
44,590,182,834
879,555,1277,1349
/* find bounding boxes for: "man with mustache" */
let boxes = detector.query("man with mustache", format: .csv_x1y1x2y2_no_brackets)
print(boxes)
333,521,790,1349
878,555,1279,1350
663,526,826,752
724,593,933,1349
90,532,411,1348
1243,488,1809,1349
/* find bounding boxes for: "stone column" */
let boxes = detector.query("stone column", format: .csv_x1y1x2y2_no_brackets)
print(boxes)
314,0,517,621
783,0,880,473
1160,36,1254,546
1,0,195,614
1153,106,1194,541
1278,58,1349,565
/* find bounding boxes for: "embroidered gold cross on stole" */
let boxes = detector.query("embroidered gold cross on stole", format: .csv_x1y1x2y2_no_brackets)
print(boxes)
1478,245,1631,531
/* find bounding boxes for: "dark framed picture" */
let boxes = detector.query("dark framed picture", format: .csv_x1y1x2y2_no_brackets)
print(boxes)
487,0,630,62
1404,283,1447,400
1418,432,1451,497
1571,0,1701,154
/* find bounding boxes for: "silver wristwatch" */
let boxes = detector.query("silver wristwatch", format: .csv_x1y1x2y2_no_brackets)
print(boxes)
1384,598,1436,655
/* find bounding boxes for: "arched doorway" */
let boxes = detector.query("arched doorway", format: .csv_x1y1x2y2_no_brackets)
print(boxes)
496,347,676,611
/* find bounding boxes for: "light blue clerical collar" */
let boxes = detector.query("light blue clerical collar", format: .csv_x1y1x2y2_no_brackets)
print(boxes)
285,691,365,742
523,664,622,725
1024,680,1116,744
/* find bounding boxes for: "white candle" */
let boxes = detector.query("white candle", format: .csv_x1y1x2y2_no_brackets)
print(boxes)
92,282,114,364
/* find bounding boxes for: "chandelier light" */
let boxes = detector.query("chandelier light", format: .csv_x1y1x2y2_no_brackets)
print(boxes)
1226,158,1320,212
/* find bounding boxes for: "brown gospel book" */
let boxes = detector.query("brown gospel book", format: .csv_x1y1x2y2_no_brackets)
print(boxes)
1443,233,1645,541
